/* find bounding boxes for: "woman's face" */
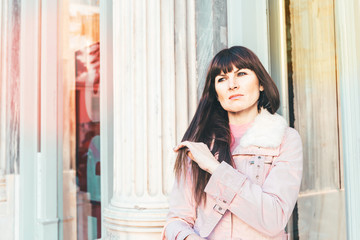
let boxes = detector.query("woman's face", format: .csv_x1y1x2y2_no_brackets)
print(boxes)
214,66,263,115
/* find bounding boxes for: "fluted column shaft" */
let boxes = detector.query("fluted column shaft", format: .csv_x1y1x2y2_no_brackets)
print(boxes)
103,0,197,239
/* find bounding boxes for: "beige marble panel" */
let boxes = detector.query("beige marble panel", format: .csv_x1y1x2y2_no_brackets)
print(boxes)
297,190,346,240
288,1,347,238
289,0,340,192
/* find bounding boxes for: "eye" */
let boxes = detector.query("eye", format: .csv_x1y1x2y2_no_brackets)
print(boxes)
216,77,226,83
237,72,246,77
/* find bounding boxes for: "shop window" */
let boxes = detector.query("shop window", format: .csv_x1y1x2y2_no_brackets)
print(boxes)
59,0,101,239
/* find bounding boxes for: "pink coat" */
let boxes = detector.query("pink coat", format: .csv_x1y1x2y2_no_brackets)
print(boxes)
163,110,303,240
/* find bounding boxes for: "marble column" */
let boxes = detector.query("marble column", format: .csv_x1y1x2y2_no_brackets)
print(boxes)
103,0,197,239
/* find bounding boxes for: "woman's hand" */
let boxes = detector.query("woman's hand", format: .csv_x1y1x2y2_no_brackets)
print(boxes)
174,141,220,174
184,233,206,240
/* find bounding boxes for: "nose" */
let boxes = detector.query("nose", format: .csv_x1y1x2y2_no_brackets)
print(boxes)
228,76,238,90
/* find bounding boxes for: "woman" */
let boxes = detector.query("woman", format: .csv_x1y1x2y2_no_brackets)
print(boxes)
163,46,303,240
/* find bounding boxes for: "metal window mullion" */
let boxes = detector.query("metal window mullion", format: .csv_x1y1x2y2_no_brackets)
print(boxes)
227,0,270,71
37,0,59,239
19,0,41,239
269,0,289,122
100,0,114,237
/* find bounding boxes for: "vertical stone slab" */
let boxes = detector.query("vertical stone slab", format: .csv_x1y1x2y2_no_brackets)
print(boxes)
5,0,21,175
288,0,346,238
196,0,227,96
335,0,360,239
0,2,18,239
289,0,339,194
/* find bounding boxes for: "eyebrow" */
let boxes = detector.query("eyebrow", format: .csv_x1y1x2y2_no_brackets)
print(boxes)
216,74,226,77
216,68,242,78
234,68,241,73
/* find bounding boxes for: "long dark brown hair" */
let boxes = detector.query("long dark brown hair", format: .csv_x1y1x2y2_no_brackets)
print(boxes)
174,46,280,206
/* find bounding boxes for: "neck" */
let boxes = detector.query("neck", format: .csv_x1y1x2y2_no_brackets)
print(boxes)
228,104,259,125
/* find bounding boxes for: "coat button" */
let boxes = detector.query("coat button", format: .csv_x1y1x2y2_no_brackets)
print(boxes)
257,165,260,168
223,200,227,204
258,156,261,159
256,175,259,179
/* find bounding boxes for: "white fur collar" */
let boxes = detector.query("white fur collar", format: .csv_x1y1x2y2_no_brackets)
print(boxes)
239,109,288,148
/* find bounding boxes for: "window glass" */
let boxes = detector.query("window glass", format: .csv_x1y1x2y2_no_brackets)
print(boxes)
59,0,100,239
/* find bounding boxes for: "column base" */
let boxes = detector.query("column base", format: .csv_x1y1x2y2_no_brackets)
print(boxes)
103,202,167,240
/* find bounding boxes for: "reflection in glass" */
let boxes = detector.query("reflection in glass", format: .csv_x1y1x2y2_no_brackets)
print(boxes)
60,0,100,239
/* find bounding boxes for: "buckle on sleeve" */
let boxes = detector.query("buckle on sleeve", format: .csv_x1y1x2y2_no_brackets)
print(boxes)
213,204,226,215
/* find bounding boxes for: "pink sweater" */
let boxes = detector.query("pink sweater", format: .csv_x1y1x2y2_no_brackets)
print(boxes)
230,121,254,153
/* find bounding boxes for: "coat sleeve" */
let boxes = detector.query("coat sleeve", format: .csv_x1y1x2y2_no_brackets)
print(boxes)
204,128,303,237
163,163,198,240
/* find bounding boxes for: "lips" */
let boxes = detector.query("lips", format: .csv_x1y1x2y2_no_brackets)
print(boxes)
229,94,244,100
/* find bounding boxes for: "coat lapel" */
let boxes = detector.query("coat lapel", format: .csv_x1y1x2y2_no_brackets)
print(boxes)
238,108,288,149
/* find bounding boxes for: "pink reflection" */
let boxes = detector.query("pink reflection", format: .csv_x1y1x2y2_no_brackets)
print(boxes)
75,42,101,239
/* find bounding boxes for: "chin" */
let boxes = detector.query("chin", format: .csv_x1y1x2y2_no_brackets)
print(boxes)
223,104,258,114
224,107,246,113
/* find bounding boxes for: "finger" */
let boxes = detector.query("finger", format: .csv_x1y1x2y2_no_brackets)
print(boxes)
173,144,187,152
173,141,191,152
187,151,195,160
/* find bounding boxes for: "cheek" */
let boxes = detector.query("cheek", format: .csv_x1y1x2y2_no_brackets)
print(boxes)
251,88,261,99
215,86,226,101
247,89,260,105
215,88,229,109
246,80,261,99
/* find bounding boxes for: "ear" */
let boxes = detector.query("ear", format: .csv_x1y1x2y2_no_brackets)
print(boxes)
260,85,264,92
